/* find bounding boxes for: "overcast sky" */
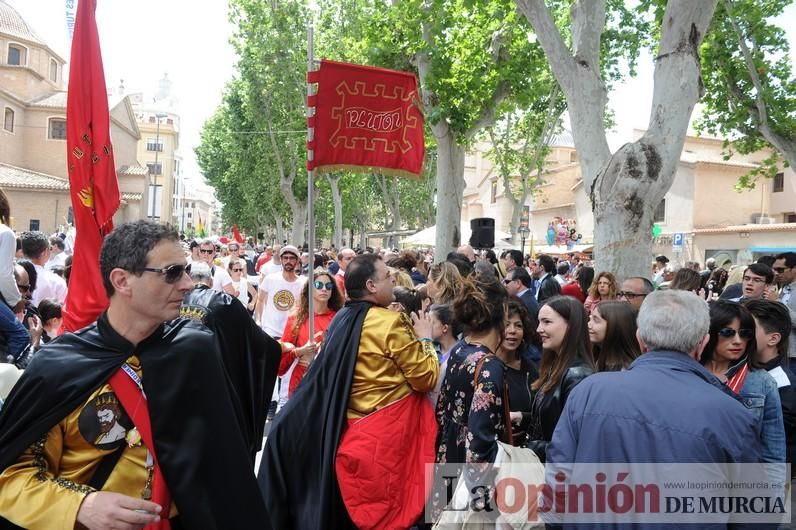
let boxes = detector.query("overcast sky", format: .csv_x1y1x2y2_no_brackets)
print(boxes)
7,0,795,184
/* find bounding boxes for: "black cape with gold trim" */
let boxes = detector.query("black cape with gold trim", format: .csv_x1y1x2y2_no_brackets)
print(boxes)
0,310,274,530
180,285,281,459
257,301,374,530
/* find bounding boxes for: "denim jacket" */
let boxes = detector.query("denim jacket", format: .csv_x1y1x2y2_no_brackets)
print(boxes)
739,368,785,464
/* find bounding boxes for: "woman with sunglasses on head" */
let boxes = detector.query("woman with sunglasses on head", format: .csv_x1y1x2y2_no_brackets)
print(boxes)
588,301,641,372
228,258,257,314
277,271,344,410
701,300,785,464
528,295,595,462
496,299,541,446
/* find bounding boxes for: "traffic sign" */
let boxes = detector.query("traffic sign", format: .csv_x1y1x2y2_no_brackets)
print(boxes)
672,232,684,253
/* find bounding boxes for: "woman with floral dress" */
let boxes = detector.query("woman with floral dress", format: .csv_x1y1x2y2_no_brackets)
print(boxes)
435,276,509,471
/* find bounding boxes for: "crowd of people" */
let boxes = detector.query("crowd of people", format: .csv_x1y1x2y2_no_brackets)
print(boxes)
1,181,795,528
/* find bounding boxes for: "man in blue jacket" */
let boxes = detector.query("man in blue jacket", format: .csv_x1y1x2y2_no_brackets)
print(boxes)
547,290,766,527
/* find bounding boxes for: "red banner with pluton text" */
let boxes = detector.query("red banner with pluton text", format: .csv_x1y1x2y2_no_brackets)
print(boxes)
307,60,425,179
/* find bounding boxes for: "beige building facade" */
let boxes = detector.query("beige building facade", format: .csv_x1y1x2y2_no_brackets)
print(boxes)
0,1,147,233
462,130,796,264
131,101,180,225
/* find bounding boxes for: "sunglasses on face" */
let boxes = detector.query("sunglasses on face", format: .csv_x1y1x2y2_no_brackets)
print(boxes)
314,281,335,290
142,264,189,284
618,291,646,299
231,268,244,273
502,278,514,284
717,328,755,340
199,249,214,255
773,267,787,273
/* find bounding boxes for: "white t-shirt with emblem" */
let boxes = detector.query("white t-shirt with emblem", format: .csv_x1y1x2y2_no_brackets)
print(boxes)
259,272,306,338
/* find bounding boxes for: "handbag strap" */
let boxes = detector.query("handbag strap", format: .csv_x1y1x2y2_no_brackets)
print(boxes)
472,354,514,446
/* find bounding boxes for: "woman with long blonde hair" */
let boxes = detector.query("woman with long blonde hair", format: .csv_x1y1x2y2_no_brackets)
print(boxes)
426,262,462,305
583,271,618,313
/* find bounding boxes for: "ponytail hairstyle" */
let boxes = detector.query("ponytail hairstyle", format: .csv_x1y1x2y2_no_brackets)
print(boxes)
452,276,507,340
429,303,463,338
533,295,594,393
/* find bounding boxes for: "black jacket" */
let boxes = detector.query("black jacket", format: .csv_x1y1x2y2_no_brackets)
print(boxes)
763,357,796,474
180,285,281,459
0,312,271,530
525,357,593,462
518,289,539,319
537,274,562,304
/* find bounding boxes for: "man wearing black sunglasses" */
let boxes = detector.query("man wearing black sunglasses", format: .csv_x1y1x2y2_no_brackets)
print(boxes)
0,221,269,529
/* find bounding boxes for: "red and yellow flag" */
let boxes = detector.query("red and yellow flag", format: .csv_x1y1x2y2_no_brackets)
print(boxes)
308,60,425,178
62,0,120,332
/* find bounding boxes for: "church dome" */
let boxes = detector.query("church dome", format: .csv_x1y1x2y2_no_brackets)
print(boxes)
0,1,43,45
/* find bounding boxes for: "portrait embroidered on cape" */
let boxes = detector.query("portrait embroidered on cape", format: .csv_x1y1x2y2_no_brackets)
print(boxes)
77,392,133,449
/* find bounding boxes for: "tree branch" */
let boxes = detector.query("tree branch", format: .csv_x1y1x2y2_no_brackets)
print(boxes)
723,0,768,128
723,0,796,169
516,0,611,189
464,81,511,141
515,0,578,92
571,0,606,72
488,125,519,209
644,0,718,186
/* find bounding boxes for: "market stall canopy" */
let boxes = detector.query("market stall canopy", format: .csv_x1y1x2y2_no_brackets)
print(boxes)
402,223,513,247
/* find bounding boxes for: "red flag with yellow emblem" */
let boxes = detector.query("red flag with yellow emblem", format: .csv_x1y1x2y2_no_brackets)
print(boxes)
62,0,120,332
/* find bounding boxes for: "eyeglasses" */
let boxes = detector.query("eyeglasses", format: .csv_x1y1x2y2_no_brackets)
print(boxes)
199,249,214,255
717,328,755,340
16,283,30,293
142,264,189,284
742,276,766,284
314,280,335,290
773,267,787,273
618,291,646,299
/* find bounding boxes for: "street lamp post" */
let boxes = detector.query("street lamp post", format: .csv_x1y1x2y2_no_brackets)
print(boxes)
519,226,530,259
